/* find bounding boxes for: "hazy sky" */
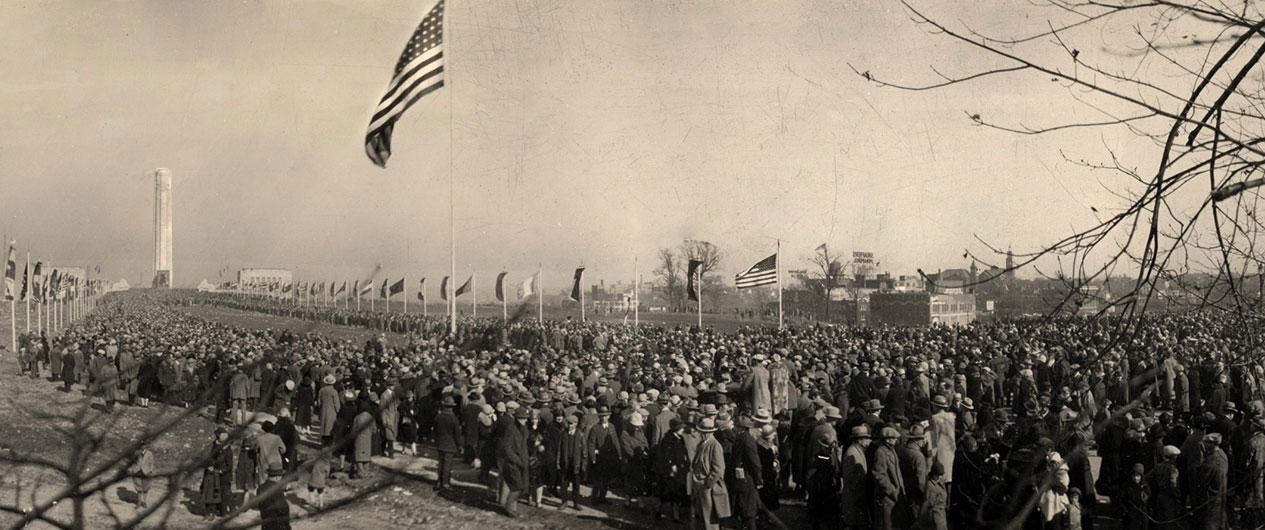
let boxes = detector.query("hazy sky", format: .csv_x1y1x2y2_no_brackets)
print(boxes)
0,0,1191,292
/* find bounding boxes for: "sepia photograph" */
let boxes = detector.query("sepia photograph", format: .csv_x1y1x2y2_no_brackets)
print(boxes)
2,0,1264,528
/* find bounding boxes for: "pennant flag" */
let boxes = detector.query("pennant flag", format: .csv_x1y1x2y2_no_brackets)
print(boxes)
94,265,101,274
416,278,426,301
19,261,28,302
51,270,61,301
686,259,703,302
283,282,293,293
569,267,585,302
454,275,472,298
517,272,537,300
815,243,828,253
335,281,347,297
735,254,777,289
440,276,449,301
379,278,389,299
495,272,508,302
388,278,405,297
365,0,446,167
358,280,373,297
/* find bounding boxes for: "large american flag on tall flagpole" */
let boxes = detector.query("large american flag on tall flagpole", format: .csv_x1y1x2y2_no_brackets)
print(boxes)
735,254,778,288
365,0,446,167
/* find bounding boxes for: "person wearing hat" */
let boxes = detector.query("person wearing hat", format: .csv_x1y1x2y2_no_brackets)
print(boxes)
917,460,948,530
928,394,957,492
727,413,765,530
1190,431,1228,530
872,426,906,530
586,404,620,504
689,416,730,530
317,373,341,448
898,424,930,526
842,425,873,528
550,413,588,510
654,416,690,521
496,407,531,517
255,421,287,487
804,425,841,530
200,428,234,520
1147,445,1183,530
433,394,461,491
620,411,651,509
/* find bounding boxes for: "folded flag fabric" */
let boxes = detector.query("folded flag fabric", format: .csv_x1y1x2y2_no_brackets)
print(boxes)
388,278,405,297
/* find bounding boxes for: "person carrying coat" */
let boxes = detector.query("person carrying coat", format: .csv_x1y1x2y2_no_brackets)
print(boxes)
689,416,729,530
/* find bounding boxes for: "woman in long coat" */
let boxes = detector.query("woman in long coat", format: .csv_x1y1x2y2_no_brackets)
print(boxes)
689,418,730,530
61,348,78,391
200,429,234,520
620,413,650,505
293,375,315,433
317,376,341,444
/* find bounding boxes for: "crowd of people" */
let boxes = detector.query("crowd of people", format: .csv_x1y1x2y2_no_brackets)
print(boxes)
13,290,1265,529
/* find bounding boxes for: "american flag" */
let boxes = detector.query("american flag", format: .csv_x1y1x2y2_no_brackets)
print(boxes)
734,254,778,289
365,0,446,167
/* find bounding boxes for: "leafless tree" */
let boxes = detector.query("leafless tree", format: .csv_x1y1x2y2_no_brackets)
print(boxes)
855,0,1265,327
795,245,846,320
681,240,724,311
655,247,683,311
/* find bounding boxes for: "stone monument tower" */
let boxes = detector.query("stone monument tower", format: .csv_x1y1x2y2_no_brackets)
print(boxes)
153,168,173,288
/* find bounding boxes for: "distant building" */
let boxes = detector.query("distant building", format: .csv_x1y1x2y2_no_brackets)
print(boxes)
237,268,293,288
870,291,976,327
924,268,973,294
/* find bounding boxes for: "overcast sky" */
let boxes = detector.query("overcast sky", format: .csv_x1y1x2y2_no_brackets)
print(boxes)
1,0,1195,292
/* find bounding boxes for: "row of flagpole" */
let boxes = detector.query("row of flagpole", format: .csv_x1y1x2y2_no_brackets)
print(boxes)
229,240,786,329
3,240,103,352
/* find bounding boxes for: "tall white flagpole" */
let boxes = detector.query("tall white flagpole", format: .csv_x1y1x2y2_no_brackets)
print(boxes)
777,239,784,329
633,257,639,327
537,265,543,323
446,3,457,336
501,272,507,321
472,273,477,318
579,268,585,323
403,277,409,313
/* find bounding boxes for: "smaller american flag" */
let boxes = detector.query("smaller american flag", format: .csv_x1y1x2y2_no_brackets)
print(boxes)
735,254,777,289
365,0,446,167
